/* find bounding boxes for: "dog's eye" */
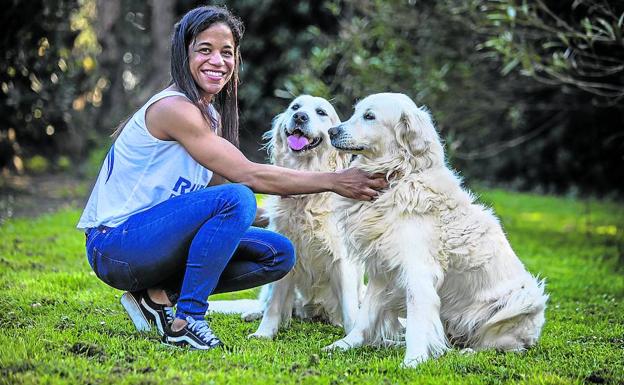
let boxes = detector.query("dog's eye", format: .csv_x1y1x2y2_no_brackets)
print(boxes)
316,108,327,116
363,111,375,120
291,104,300,111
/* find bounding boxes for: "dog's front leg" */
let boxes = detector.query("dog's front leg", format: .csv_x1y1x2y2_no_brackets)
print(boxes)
327,218,362,334
401,247,448,367
329,248,363,334
248,272,295,339
323,275,383,351
337,259,362,334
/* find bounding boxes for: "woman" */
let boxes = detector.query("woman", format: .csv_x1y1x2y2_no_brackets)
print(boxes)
77,5,386,350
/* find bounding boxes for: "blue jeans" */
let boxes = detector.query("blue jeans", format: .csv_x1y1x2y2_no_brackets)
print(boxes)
85,184,296,321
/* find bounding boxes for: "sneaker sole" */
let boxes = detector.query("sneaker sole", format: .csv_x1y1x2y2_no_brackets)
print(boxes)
120,292,151,332
161,339,221,351
164,335,214,350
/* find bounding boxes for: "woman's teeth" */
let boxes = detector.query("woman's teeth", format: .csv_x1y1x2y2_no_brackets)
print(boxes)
203,70,223,77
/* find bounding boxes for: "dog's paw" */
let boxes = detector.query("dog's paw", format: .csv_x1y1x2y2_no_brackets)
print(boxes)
241,311,263,322
323,339,354,351
381,338,406,347
401,354,429,369
247,330,275,340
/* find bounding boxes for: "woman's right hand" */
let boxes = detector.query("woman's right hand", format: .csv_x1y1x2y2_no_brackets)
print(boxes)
331,168,388,201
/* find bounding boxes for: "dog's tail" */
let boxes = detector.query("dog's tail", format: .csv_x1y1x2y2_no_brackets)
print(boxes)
483,277,548,328
207,285,271,320
473,276,548,350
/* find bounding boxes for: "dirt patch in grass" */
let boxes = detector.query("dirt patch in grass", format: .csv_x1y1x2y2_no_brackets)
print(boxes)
68,342,106,359
0,173,88,223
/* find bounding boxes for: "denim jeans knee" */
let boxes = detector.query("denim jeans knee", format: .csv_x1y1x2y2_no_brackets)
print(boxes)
214,184,257,227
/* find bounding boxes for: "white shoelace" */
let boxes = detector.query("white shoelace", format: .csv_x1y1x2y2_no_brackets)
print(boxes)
186,317,221,346
164,307,175,325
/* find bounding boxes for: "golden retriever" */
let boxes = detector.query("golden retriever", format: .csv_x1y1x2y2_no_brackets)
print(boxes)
210,95,363,338
324,93,548,367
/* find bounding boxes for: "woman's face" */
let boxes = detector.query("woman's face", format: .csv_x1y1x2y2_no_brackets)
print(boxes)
188,22,236,101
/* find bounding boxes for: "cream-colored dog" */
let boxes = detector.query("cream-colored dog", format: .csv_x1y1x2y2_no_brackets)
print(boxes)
324,93,548,367
210,95,363,338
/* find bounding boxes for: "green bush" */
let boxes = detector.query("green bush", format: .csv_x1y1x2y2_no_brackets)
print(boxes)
56,155,72,171
24,155,49,174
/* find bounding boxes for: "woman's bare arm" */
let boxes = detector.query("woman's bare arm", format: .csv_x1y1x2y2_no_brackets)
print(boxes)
146,97,386,200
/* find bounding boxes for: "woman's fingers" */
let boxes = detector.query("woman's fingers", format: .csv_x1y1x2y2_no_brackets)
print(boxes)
334,168,388,200
368,174,388,189
362,187,379,200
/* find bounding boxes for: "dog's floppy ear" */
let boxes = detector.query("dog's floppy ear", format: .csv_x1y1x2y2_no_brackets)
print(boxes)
327,104,341,126
395,107,428,155
394,103,443,167
262,112,286,163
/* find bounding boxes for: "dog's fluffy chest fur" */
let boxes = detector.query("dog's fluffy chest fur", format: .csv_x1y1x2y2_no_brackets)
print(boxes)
267,193,336,263
265,193,342,316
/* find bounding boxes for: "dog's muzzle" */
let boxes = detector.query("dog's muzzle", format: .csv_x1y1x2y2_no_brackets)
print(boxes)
329,125,366,152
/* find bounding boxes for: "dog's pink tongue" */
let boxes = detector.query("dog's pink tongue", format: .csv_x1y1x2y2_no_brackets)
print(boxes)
287,135,309,150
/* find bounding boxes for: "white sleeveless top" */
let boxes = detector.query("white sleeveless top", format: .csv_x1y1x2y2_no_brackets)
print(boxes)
77,89,214,230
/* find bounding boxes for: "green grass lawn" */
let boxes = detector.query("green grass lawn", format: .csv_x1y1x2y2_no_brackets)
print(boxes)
1,190,623,384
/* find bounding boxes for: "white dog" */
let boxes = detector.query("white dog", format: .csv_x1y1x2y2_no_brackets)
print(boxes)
324,93,548,367
211,95,363,339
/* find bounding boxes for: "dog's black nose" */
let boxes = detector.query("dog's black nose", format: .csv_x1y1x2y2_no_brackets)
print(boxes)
328,125,342,139
293,111,309,124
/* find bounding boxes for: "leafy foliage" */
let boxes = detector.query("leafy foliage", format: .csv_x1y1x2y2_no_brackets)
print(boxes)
453,0,624,101
0,0,101,171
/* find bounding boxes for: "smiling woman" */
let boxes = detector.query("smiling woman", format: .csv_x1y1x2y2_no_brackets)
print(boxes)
77,5,387,352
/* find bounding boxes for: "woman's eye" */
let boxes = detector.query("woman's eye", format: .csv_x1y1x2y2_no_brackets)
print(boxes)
364,112,375,120
316,109,327,116
291,104,300,111
223,51,234,57
198,48,210,54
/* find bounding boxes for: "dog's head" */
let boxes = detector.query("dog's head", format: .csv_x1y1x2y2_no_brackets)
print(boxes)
264,95,347,170
329,93,444,171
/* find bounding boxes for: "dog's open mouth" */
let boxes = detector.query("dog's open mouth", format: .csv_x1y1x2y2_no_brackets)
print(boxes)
286,129,323,152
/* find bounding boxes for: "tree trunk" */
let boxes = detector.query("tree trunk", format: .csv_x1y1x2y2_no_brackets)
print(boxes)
94,0,124,133
137,0,174,102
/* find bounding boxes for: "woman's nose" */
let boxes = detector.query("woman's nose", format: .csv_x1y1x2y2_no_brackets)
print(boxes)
208,52,224,65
